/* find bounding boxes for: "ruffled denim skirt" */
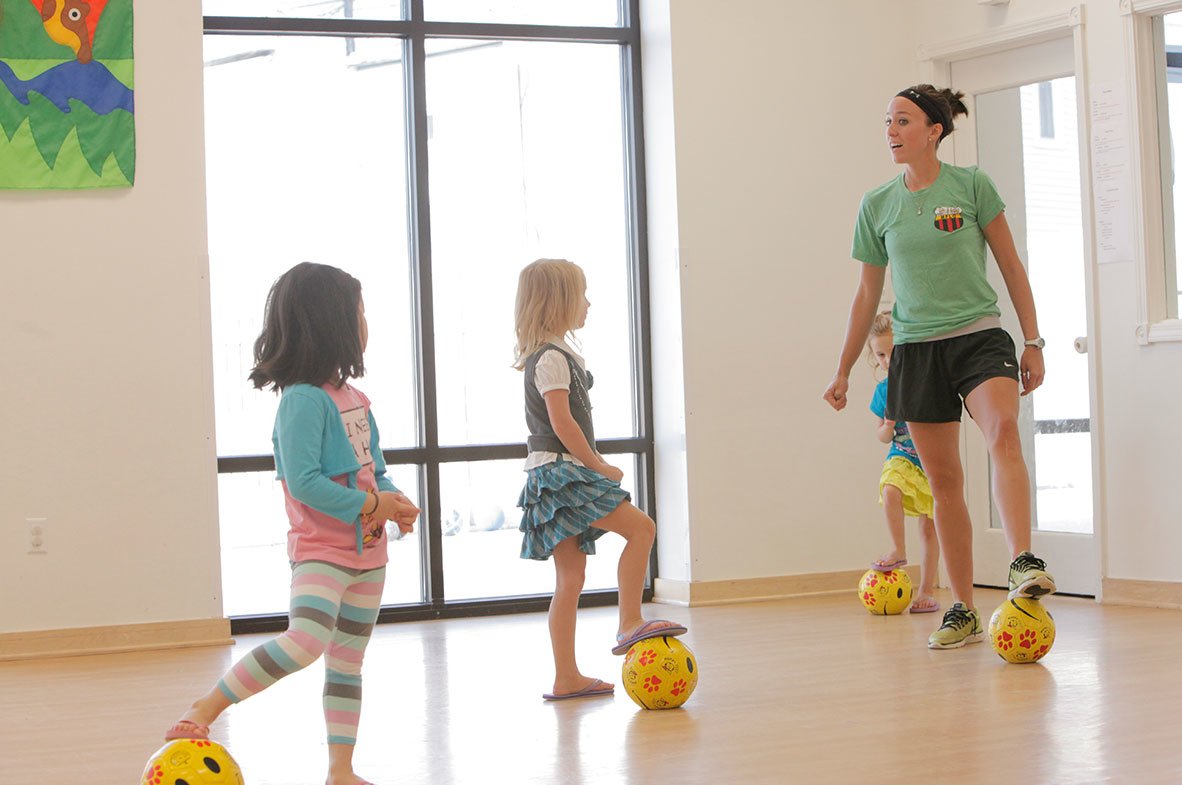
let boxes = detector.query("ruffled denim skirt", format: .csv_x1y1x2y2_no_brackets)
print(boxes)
517,459,630,560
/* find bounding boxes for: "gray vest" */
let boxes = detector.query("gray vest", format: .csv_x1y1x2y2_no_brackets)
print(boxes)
524,344,595,454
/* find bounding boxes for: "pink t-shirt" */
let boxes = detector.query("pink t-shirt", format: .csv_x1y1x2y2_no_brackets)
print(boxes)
283,383,388,570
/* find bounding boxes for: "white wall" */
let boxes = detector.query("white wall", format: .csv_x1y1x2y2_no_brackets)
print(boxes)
0,1,220,633
906,2,1182,584
647,1,919,583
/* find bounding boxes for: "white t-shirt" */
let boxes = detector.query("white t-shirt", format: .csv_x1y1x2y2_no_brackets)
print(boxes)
525,337,590,470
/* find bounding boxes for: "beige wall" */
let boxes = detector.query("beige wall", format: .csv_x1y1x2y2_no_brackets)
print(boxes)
0,1,220,633
647,0,919,583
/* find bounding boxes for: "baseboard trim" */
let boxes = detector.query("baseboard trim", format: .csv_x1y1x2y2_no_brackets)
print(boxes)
653,570,866,607
1102,578,1182,610
0,618,234,662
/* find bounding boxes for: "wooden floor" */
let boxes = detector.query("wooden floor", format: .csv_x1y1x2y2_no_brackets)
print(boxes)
4,589,1181,785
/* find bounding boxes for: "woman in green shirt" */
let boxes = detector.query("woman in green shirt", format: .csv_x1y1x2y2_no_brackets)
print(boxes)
823,84,1057,650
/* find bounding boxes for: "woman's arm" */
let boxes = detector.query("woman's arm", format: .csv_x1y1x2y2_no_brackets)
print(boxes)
543,389,622,481
983,212,1045,395
824,263,887,410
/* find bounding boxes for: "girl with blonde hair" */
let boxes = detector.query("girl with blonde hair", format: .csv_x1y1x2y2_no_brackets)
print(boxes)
514,258,687,700
866,310,939,613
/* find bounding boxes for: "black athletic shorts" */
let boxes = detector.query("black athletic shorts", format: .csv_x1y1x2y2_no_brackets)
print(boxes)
885,328,1020,423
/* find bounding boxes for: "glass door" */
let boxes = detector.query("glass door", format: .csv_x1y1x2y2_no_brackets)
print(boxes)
950,35,1100,595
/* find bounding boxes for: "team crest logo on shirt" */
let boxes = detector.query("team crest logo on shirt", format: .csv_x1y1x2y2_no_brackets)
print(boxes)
934,206,964,232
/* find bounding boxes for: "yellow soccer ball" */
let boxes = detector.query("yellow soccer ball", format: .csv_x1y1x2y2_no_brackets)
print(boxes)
622,635,698,710
989,597,1056,663
858,568,913,615
142,739,244,785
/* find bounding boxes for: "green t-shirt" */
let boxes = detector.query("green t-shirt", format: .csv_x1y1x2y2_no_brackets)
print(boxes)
851,163,1006,343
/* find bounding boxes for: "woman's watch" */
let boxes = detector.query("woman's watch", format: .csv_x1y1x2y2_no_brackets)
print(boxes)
1023,336,1046,349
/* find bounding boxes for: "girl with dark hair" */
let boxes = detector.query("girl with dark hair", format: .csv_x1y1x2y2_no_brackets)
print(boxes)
824,85,1056,650
165,262,419,785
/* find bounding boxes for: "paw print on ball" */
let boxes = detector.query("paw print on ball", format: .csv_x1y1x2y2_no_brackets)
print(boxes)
882,571,900,584
669,678,689,697
1019,629,1038,649
144,764,164,785
642,675,663,693
862,591,877,606
995,631,1014,651
638,648,657,666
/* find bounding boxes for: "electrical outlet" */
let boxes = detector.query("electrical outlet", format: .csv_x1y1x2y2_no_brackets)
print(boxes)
27,517,47,555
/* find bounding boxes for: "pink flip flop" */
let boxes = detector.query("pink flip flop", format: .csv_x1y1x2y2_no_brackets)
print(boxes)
870,557,908,572
909,596,941,614
163,719,210,741
611,620,688,655
542,678,615,701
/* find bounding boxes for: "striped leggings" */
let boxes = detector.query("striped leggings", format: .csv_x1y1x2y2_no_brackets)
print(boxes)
216,560,385,745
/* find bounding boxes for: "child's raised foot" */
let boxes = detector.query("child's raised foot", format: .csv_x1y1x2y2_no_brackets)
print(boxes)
611,619,688,655
163,718,210,741
164,692,230,741
870,552,907,572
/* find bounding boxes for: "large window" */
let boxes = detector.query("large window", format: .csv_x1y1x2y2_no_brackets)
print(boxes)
204,2,652,628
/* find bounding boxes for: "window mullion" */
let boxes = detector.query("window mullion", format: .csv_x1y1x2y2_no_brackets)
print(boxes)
404,11,445,605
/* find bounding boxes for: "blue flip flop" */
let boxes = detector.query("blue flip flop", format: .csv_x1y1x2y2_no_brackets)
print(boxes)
611,619,688,655
542,678,615,701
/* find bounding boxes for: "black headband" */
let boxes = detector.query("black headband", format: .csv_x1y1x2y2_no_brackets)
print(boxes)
897,88,950,137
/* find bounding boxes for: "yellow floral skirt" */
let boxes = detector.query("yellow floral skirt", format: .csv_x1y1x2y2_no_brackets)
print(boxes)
879,456,933,518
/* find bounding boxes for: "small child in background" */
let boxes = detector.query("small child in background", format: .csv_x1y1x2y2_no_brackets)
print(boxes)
867,310,939,613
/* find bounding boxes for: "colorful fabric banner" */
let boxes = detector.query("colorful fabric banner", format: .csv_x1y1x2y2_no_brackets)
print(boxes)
0,0,135,188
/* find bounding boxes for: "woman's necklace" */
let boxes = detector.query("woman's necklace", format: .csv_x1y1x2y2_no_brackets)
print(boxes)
905,166,939,215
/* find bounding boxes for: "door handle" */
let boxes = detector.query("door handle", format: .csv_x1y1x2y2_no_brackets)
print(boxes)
1074,336,1088,354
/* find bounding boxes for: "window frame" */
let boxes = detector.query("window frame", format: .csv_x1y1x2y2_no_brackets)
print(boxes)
1122,0,1182,342
204,0,657,633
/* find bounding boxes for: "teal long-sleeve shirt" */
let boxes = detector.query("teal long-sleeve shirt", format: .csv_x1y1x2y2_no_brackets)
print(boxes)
272,383,399,554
